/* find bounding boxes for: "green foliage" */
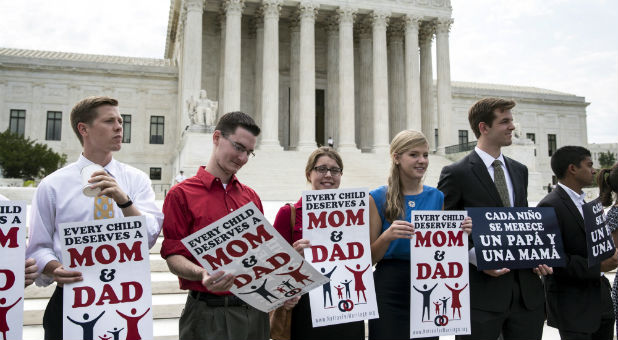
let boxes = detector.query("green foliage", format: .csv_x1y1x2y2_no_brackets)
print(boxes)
0,129,67,180
598,151,616,169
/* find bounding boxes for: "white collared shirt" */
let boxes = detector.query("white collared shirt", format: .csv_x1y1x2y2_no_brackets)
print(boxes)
474,146,515,207
26,154,163,286
557,182,586,217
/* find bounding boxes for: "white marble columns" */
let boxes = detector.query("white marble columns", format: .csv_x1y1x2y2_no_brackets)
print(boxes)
371,11,390,151
252,13,264,129
222,0,244,114
419,21,435,149
388,21,405,141
357,20,373,151
404,15,422,131
179,0,203,129
326,19,339,148
259,0,283,149
436,18,454,152
296,2,319,150
336,6,358,152
289,18,301,148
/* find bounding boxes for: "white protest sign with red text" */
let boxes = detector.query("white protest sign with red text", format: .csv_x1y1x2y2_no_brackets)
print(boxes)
302,188,379,327
0,201,26,340
182,202,327,313
61,216,152,340
410,211,470,337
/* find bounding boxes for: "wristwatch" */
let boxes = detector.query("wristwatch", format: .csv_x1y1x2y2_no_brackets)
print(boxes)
117,196,133,209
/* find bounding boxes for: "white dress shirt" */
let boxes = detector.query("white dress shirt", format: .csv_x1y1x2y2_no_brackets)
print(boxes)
474,146,515,207
557,182,586,217
469,147,516,266
26,154,163,286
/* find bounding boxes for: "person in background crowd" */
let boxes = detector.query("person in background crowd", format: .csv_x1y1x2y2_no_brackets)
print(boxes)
273,146,364,340
538,146,617,339
368,130,472,340
598,162,618,335
25,96,163,340
174,170,187,185
438,97,551,340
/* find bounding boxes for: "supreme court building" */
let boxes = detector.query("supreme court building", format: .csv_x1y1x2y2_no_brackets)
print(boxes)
0,0,590,201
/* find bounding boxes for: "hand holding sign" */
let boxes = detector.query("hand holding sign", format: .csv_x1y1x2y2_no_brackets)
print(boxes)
201,270,235,292
383,220,415,241
292,239,311,255
51,263,83,285
24,258,38,287
600,249,618,272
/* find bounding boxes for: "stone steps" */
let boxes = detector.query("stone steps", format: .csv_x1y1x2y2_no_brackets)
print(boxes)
238,148,453,201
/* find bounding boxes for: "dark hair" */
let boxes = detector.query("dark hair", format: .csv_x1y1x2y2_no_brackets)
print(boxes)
215,111,260,137
550,145,591,179
304,147,344,182
70,96,119,145
468,98,516,138
598,163,618,206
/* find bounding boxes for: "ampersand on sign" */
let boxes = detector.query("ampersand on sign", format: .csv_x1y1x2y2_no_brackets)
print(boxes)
99,269,116,282
434,250,445,261
242,255,258,268
330,231,343,242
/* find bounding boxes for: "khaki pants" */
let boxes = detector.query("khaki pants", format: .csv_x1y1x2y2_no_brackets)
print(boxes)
179,293,269,340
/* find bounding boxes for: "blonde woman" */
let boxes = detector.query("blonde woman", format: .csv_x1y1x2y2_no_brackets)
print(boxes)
368,130,471,340
273,147,365,340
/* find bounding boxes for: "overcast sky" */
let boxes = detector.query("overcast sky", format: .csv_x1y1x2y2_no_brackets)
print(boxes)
1,0,616,143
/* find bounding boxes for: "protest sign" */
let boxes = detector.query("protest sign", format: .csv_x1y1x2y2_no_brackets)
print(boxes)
302,188,378,327
410,211,470,337
182,202,327,313
468,207,566,270
61,216,152,340
583,198,615,267
0,201,26,340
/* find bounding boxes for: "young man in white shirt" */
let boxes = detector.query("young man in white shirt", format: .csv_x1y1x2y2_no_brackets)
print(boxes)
538,146,617,339
26,96,163,340
438,97,552,339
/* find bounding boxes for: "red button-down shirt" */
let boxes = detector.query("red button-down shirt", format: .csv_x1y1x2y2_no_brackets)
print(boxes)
161,166,263,294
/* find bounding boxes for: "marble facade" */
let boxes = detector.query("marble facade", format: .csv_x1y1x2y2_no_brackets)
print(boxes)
0,0,590,199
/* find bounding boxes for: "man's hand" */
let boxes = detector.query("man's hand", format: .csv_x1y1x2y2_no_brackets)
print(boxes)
24,258,38,287
283,296,301,310
483,268,510,277
532,264,553,276
600,249,618,272
292,239,311,256
461,217,472,235
201,270,235,292
52,266,83,286
89,170,130,205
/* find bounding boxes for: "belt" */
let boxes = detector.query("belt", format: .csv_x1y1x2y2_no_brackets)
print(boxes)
189,290,247,307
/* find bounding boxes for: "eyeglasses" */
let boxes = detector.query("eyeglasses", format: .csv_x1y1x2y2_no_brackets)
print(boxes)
313,166,342,176
222,135,255,158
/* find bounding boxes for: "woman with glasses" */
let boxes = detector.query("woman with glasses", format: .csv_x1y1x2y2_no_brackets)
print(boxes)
272,147,365,340
367,130,471,340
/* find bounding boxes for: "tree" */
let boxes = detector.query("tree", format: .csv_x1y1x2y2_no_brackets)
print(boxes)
598,151,617,169
0,130,67,180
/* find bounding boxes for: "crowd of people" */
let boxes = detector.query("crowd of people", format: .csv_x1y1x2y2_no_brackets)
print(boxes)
14,95,618,340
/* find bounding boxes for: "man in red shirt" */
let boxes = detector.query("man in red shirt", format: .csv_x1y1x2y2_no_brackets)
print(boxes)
161,111,268,340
